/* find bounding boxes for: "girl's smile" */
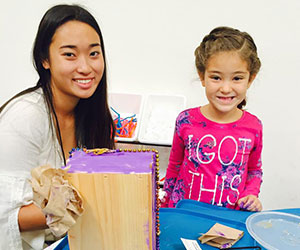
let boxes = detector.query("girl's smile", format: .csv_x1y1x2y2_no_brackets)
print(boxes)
217,96,236,103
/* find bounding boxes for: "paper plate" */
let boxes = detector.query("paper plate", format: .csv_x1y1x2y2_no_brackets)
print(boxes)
246,211,300,250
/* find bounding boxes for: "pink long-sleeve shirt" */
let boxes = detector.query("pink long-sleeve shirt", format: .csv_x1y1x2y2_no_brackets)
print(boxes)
162,107,263,209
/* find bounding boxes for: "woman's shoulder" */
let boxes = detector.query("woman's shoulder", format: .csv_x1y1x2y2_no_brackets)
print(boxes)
1,88,47,120
0,89,52,143
0,88,50,137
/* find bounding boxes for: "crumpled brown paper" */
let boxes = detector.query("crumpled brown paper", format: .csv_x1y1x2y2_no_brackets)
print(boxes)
198,223,244,249
31,165,84,237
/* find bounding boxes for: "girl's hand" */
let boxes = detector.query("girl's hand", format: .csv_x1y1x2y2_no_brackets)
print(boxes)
237,195,262,212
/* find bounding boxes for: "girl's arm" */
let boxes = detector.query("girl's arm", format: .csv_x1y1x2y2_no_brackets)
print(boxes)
161,117,185,207
240,122,263,200
18,203,47,231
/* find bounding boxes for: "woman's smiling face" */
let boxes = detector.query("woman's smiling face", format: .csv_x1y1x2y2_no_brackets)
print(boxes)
43,20,104,105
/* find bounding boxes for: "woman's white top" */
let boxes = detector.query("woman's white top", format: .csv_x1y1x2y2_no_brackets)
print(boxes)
0,88,64,250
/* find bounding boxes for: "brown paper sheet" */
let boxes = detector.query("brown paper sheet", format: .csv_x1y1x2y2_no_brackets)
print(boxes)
31,165,84,237
199,223,244,249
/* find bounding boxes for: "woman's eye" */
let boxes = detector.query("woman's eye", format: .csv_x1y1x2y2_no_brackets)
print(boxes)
63,52,75,57
90,51,100,57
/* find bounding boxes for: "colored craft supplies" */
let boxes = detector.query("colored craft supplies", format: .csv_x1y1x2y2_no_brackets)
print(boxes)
111,107,137,138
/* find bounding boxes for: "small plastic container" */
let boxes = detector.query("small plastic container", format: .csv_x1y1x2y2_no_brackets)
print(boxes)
246,211,300,250
138,94,186,145
108,92,143,142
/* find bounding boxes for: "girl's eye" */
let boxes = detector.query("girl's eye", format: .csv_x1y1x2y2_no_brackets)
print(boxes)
233,76,243,81
211,76,220,81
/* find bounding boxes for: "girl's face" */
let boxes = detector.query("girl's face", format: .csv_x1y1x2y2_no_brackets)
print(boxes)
199,51,255,122
43,20,104,106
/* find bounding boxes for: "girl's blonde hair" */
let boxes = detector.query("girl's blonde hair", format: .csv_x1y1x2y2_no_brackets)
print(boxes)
195,26,261,109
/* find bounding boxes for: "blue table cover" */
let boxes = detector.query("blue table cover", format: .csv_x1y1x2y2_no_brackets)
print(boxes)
54,199,300,250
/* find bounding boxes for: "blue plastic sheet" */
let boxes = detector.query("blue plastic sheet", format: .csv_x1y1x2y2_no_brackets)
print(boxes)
54,200,300,250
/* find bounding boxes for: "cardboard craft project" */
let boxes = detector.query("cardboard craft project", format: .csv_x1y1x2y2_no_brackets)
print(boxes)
198,223,244,249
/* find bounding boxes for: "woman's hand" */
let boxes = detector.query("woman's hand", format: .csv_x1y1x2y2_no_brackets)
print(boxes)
237,195,262,212
18,203,47,232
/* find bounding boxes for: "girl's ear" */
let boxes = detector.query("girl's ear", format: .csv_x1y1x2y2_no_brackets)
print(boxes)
197,70,205,87
247,74,257,88
42,60,50,70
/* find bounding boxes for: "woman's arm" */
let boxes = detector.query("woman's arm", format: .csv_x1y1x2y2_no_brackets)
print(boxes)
0,92,53,249
18,203,47,232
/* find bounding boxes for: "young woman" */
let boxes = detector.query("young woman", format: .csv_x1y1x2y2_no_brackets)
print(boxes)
0,4,115,249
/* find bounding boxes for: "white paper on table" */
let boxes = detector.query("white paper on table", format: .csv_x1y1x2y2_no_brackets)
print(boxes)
181,238,203,250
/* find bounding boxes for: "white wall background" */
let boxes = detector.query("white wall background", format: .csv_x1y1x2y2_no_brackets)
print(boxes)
1,0,300,210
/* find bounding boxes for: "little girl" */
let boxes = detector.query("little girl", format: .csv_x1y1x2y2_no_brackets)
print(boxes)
161,26,263,211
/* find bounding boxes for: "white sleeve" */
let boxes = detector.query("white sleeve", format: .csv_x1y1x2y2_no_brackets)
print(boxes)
0,175,36,250
0,99,48,250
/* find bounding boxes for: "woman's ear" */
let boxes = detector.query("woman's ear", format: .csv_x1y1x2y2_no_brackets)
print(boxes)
247,74,257,88
42,60,50,70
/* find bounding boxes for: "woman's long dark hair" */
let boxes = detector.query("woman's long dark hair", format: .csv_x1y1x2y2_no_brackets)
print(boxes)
0,4,115,164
